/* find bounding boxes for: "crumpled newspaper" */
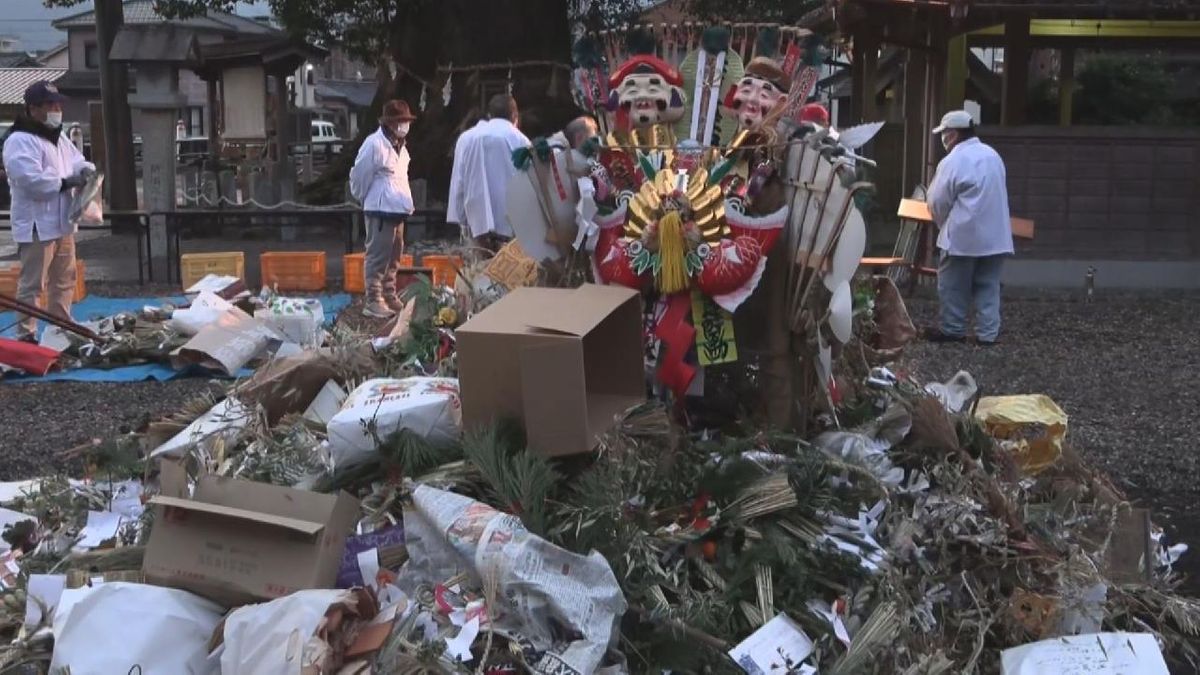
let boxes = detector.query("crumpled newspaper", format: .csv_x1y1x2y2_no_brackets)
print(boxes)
398,485,627,675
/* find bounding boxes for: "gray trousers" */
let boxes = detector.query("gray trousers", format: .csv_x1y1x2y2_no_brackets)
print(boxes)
937,252,1005,342
364,215,405,301
16,232,76,338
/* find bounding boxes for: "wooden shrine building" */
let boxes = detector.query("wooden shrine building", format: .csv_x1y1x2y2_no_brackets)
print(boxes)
831,0,1200,285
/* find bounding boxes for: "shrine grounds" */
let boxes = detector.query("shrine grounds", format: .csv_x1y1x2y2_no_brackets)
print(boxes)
2,236,1198,594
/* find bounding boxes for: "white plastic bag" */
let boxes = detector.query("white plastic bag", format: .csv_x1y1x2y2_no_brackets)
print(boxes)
50,582,223,675
69,172,104,227
168,291,236,336
325,377,462,469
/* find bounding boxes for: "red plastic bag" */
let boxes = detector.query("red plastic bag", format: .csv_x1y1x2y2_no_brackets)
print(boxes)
0,337,60,376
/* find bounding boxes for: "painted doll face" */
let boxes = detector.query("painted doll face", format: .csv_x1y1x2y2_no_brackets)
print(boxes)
613,72,686,128
728,75,788,130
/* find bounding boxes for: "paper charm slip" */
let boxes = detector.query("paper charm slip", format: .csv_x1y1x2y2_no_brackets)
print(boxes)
691,291,737,366
729,613,816,675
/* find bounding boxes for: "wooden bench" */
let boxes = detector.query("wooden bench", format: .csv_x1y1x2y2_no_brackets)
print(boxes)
860,198,1035,293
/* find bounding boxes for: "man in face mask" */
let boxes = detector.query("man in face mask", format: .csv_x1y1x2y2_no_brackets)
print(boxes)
925,110,1013,346
3,80,95,341
349,99,417,318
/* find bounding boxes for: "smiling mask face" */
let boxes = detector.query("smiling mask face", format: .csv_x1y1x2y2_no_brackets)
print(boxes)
615,72,685,129
728,75,787,130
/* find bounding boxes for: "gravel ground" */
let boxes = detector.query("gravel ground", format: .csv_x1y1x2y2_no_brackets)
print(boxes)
3,281,1197,588
0,379,222,479
0,280,235,479
905,289,1200,590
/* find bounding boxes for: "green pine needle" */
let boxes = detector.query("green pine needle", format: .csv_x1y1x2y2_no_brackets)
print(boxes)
461,423,560,537
378,428,464,479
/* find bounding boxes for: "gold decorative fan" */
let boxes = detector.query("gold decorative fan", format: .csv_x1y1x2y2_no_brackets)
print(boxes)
625,167,728,242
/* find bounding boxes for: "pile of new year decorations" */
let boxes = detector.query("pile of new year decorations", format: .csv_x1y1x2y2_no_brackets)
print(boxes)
0,23,1195,675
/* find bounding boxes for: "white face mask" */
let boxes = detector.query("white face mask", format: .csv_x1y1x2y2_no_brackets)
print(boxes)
396,122,411,137
45,111,63,129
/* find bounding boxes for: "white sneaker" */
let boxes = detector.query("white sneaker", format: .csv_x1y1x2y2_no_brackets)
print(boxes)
363,301,396,319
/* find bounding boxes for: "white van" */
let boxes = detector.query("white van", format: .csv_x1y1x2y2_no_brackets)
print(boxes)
311,120,342,152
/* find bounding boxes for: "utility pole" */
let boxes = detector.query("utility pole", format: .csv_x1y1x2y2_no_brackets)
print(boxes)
94,0,138,230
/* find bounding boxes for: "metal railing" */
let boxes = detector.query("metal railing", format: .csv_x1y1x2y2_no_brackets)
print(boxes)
160,207,451,284
0,211,152,284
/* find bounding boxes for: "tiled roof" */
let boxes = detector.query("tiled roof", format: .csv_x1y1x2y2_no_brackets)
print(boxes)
0,68,66,106
53,0,279,35
0,53,41,69
316,80,377,108
51,70,100,95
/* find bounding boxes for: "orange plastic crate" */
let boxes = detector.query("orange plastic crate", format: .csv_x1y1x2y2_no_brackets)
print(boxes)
0,263,18,298
343,253,415,294
343,253,365,293
0,260,85,303
180,251,245,289
260,251,327,292
420,254,463,287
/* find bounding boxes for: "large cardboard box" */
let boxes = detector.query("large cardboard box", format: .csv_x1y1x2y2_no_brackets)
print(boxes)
143,475,360,607
456,284,645,457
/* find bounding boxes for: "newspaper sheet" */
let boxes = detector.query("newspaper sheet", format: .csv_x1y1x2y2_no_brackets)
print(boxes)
401,485,627,675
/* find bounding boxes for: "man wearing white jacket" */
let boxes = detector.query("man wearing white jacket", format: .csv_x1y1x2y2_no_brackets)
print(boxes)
926,110,1013,346
3,81,94,341
349,100,416,318
447,94,530,251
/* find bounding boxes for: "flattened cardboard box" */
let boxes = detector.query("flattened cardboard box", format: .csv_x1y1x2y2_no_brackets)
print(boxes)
143,475,360,607
456,284,645,457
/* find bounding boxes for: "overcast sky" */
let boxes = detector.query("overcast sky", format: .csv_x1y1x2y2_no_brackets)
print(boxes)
0,0,270,51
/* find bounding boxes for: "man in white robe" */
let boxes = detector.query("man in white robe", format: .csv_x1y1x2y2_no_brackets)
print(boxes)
447,94,530,251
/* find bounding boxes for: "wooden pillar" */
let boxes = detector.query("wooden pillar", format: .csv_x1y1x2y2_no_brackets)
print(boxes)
1001,14,1030,126
944,34,968,111
903,45,930,196
274,72,293,154
851,30,880,123
1058,47,1075,126
927,24,948,185
206,78,220,165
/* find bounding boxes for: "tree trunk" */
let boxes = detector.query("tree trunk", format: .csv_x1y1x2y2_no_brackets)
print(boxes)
304,0,575,204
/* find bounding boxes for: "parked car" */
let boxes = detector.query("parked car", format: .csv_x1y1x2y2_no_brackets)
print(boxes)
311,120,343,153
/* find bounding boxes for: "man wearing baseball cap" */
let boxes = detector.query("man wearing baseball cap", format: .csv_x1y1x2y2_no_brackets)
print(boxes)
3,80,95,341
925,109,1013,346
349,99,417,318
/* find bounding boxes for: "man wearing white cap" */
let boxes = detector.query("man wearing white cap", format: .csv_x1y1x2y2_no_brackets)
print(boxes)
925,110,1013,346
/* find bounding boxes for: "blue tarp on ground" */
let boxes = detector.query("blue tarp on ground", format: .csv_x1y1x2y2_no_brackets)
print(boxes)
1,294,353,384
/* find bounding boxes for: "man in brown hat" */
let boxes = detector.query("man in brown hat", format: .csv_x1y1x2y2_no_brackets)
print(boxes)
722,57,791,131
349,99,417,318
